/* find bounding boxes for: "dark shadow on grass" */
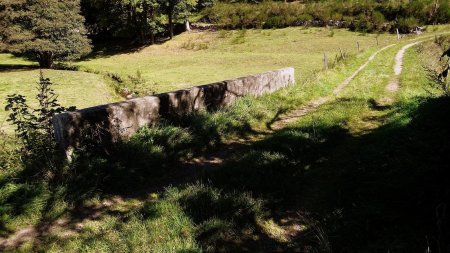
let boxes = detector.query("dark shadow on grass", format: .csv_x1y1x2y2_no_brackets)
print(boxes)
266,107,289,130
0,64,39,72
202,96,450,252
82,35,173,60
2,96,449,252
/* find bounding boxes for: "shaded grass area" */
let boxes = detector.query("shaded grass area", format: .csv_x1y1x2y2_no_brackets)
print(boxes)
195,41,450,251
0,54,36,71
1,38,450,252
3,95,449,252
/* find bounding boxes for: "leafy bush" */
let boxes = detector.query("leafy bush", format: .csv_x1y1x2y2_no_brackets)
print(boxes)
397,17,419,33
4,72,75,178
424,36,450,97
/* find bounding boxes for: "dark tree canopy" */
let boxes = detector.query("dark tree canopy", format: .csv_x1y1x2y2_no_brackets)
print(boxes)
158,0,197,39
81,0,165,45
0,0,91,68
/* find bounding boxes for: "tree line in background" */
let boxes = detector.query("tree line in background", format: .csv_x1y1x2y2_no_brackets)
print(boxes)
82,0,450,44
81,0,211,44
205,0,450,31
1,0,450,68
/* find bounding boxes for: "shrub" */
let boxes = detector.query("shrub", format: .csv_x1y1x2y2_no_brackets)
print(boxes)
4,72,75,178
397,17,420,33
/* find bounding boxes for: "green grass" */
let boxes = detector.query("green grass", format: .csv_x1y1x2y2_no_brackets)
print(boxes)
0,54,35,67
0,69,115,132
76,27,398,92
0,26,400,132
1,28,450,252
0,27,400,133
200,40,449,251
2,25,449,133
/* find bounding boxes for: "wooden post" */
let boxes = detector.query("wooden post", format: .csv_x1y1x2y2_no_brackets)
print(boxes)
324,53,328,71
396,29,400,40
357,42,360,52
339,47,345,60
376,36,379,46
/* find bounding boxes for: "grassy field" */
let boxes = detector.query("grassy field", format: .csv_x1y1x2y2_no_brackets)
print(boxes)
0,28,395,130
0,55,115,131
1,26,450,252
3,26,450,131
5,38,444,253
0,27,400,132
78,27,398,92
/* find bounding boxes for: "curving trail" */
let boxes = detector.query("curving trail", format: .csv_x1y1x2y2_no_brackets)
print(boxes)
271,44,395,130
386,41,422,93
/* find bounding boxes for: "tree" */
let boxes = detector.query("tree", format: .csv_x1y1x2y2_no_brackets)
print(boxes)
125,0,164,44
0,0,91,68
196,0,215,10
159,0,197,39
81,0,164,45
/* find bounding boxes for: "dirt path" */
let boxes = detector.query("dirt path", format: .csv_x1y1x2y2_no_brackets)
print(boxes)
271,44,395,130
176,43,402,174
386,41,422,93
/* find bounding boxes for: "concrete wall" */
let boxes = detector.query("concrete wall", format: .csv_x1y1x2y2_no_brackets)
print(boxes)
53,68,295,156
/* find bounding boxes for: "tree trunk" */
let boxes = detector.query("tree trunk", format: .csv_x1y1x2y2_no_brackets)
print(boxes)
142,1,149,44
150,33,155,44
149,5,155,44
169,13,174,39
38,52,54,68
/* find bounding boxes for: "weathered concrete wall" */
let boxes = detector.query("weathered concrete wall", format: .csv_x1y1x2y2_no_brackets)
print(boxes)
53,68,295,155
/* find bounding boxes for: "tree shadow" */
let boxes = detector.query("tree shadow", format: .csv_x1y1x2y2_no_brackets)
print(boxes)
2,95,449,252
0,64,39,73
202,96,450,252
82,31,179,60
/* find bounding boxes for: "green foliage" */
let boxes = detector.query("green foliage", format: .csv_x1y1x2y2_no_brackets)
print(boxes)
203,0,450,32
159,0,198,38
81,0,198,43
196,0,215,10
81,0,165,44
130,124,195,160
4,72,74,177
128,69,157,96
426,36,450,96
0,0,92,68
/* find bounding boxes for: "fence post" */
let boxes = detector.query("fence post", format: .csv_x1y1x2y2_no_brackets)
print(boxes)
396,29,400,40
324,52,328,71
339,47,345,60
357,42,360,52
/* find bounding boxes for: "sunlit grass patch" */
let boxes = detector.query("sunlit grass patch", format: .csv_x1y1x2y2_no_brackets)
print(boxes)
76,27,398,93
0,69,115,132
